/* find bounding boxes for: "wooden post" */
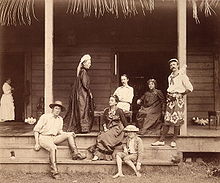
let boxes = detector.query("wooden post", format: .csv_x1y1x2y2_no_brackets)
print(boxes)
177,0,187,135
44,0,53,113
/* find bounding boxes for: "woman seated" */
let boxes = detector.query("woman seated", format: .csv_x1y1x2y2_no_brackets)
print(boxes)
136,79,165,135
88,95,128,161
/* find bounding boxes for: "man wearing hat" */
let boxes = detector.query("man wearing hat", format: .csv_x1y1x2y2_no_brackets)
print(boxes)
113,125,143,178
152,58,193,148
33,101,86,179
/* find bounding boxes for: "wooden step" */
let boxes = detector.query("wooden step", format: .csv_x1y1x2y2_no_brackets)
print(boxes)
0,158,178,173
0,144,178,162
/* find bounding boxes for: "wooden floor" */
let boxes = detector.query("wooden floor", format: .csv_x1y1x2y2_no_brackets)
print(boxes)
0,121,220,137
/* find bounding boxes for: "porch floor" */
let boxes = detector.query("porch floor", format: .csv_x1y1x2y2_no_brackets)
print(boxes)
0,121,219,137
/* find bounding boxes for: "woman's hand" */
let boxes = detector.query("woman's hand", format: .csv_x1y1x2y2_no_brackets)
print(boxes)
89,92,93,99
123,147,129,154
104,127,108,132
137,99,141,105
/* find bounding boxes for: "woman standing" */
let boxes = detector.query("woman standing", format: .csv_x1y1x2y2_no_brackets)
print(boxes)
0,78,15,122
136,79,165,135
64,54,94,133
89,95,127,161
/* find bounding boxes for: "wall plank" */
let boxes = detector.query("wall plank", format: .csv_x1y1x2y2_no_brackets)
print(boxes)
187,52,214,124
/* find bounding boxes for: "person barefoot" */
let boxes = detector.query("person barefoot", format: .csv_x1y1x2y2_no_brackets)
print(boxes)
113,125,143,178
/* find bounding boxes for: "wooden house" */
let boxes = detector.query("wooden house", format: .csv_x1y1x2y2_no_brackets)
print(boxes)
0,0,220,173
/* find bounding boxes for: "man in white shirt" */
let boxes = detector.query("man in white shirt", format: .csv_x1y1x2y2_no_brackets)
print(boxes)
152,58,193,148
33,101,86,179
113,74,134,111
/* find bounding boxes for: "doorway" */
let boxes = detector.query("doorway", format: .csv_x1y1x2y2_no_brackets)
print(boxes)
0,54,25,121
119,51,175,121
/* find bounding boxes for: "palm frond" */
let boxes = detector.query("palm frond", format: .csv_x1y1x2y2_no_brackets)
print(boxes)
0,0,38,26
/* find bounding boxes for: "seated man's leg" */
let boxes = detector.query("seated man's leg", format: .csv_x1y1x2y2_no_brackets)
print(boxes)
113,152,126,178
124,154,141,177
53,132,86,160
39,136,58,174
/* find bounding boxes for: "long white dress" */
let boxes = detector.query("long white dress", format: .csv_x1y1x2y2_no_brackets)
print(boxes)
0,83,15,122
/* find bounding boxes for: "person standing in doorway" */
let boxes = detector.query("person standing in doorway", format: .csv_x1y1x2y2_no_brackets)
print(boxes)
113,74,134,112
64,54,94,133
151,58,193,147
0,78,15,122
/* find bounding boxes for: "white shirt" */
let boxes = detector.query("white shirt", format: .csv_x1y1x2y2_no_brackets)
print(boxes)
113,85,134,111
33,113,63,136
167,72,193,93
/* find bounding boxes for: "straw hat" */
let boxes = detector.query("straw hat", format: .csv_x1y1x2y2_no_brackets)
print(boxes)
124,125,139,132
49,101,65,112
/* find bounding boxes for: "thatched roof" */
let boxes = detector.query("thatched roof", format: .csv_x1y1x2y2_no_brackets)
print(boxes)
0,0,219,26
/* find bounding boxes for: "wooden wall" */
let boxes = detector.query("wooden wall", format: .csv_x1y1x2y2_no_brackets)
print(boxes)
187,51,214,122
31,47,113,117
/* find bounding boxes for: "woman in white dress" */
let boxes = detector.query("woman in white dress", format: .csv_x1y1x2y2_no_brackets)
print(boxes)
0,78,15,122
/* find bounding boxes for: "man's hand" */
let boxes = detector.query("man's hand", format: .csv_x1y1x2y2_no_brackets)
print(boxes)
136,162,141,171
104,127,108,132
137,99,141,105
34,143,41,151
71,132,76,137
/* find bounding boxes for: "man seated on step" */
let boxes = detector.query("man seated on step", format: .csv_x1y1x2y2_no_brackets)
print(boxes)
113,125,143,178
33,101,86,179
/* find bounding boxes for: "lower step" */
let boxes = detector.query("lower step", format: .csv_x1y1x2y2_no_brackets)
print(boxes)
0,158,178,173
0,145,178,162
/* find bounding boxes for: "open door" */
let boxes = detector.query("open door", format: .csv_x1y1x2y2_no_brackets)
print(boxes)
119,51,175,122
0,53,25,121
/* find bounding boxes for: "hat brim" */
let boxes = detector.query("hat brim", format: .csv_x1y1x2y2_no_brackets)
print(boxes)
124,129,139,132
49,104,65,111
168,59,179,64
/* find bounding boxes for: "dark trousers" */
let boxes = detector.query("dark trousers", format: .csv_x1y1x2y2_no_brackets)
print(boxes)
159,125,180,142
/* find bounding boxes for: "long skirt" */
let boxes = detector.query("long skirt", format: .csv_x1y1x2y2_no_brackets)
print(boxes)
164,93,184,126
88,124,124,160
0,94,15,122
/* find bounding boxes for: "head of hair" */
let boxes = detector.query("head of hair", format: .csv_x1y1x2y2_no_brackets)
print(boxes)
147,78,157,88
121,74,129,80
110,95,120,103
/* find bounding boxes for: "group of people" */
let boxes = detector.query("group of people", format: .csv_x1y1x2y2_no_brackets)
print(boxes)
33,54,193,179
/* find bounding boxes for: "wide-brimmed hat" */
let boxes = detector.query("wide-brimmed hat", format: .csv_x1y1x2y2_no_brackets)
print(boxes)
168,58,179,64
49,101,65,111
124,125,139,132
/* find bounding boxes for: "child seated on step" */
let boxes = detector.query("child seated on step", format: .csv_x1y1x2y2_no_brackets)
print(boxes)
113,125,143,178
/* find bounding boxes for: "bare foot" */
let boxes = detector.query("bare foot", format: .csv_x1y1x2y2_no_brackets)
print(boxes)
112,173,125,179
136,172,141,177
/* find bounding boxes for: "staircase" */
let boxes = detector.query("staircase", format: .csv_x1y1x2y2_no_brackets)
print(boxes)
0,133,179,173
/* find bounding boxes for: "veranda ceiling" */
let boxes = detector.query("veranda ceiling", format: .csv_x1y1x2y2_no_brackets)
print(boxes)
0,0,219,26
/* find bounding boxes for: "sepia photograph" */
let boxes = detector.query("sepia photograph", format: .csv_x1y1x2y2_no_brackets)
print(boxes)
0,0,220,182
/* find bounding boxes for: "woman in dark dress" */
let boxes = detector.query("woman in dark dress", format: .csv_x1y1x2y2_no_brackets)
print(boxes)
136,79,165,135
89,95,128,161
64,54,94,133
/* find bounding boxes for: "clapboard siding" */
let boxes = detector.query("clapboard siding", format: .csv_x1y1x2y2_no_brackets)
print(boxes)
30,48,113,117
187,52,214,121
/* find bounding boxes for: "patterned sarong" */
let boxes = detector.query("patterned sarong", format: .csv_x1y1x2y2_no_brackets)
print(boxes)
164,93,184,126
